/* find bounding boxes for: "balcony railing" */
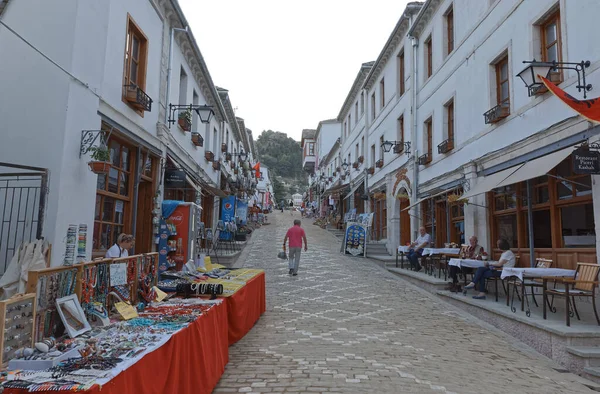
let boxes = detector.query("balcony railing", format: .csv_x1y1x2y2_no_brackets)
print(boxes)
417,153,431,165
124,84,152,112
483,103,510,124
437,139,454,154
375,159,384,168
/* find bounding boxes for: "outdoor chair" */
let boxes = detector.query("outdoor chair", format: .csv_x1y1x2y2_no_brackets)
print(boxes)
543,262,600,327
485,255,520,302
507,258,552,314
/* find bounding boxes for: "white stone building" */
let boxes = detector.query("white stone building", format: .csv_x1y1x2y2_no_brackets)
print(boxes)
0,0,257,269
309,0,600,268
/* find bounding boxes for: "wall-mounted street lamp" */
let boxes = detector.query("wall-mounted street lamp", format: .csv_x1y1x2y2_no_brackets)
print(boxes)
225,148,248,162
517,59,592,98
381,140,411,156
167,104,215,127
341,160,349,172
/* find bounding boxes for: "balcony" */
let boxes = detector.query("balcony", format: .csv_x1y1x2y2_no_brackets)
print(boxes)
205,151,214,162
124,84,152,112
303,155,316,172
393,144,404,154
437,139,454,154
375,159,384,168
483,103,509,124
367,167,375,175
417,153,431,166
352,162,359,169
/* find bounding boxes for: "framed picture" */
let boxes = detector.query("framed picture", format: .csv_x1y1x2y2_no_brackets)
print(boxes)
55,295,91,338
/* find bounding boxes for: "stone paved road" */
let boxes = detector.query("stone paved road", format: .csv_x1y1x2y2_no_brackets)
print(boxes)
215,211,595,393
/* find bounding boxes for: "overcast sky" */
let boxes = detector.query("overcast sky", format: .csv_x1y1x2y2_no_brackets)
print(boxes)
179,0,412,142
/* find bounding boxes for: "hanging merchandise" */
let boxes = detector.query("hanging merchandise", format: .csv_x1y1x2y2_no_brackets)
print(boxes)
63,225,77,266
76,224,87,263
0,240,48,300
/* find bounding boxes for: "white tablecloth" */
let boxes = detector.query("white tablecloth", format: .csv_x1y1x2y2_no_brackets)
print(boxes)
423,248,460,256
500,267,576,281
397,246,411,253
448,258,489,269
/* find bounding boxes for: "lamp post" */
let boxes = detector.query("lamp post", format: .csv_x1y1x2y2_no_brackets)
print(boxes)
381,140,411,156
517,59,592,98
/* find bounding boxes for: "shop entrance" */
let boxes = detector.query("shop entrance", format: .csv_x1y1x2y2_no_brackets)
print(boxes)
399,197,410,246
135,180,153,253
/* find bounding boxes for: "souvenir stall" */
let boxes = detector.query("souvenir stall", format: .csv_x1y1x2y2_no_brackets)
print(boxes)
0,253,232,394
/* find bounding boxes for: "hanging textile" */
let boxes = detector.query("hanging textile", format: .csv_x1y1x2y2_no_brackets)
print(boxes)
540,75,600,123
162,200,181,219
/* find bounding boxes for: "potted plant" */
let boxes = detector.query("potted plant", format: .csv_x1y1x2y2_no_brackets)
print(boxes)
352,162,359,169
191,132,203,147
205,151,214,162
212,161,221,171
88,145,111,174
367,167,375,175
358,155,364,164
178,109,192,132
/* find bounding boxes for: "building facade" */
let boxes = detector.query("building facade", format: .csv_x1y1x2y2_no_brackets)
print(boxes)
0,0,257,269
308,0,600,268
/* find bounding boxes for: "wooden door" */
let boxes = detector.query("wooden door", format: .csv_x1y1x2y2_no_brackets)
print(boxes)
134,180,153,253
400,199,410,245
435,200,447,247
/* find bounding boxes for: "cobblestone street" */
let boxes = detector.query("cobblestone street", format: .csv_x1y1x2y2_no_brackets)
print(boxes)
215,212,596,393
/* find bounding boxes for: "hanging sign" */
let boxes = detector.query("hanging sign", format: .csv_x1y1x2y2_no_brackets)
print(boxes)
572,148,600,174
344,223,367,257
109,263,127,286
165,170,186,188
221,195,236,222
236,199,248,225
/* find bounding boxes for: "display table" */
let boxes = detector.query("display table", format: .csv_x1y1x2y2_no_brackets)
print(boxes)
223,271,266,345
5,301,229,394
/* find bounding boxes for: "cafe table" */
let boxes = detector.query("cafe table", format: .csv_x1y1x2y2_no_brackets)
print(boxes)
500,267,576,316
423,248,461,256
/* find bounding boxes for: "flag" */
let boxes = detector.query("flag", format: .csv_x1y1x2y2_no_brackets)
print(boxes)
252,162,261,179
540,75,600,123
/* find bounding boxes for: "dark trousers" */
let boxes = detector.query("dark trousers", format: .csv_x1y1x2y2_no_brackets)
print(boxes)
449,266,474,283
473,267,500,291
407,249,423,270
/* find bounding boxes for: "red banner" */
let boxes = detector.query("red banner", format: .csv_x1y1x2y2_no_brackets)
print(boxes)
540,75,600,123
252,162,261,178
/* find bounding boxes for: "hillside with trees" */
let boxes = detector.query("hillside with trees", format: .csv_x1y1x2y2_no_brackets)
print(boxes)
256,130,307,200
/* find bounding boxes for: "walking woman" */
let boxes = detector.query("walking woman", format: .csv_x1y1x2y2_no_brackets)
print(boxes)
464,238,515,299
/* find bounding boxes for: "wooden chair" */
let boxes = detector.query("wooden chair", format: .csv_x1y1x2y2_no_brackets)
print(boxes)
543,263,600,327
507,258,552,315
486,255,520,302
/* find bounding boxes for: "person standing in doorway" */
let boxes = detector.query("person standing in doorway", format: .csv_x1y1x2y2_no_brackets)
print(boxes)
283,219,308,276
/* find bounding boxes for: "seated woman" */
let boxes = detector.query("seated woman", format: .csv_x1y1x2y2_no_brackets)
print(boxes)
446,236,483,291
464,238,515,299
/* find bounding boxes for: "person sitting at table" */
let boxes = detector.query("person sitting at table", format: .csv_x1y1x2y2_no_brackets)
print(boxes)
464,238,515,299
407,227,430,272
446,236,483,292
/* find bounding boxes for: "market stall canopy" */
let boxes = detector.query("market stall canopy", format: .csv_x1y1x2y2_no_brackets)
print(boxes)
401,189,453,212
323,183,349,197
494,146,573,188
458,166,522,201
203,184,228,198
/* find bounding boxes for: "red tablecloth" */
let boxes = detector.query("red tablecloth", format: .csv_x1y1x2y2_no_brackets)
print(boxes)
6,301,229,394
225,271,266,345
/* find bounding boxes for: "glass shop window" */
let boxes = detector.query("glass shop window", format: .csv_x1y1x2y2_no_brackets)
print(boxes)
495,214,517,248
561,203,596,247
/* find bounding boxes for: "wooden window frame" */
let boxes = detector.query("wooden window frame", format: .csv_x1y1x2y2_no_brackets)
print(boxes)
446,100,454,145
360,92,365,115
122,14,149,116
495,55,510,109
397,115,404,143
371,93,376,122
355,101,358,120
398,51,405,96
446,7,454,55
380,78,385,109
541,10,563,83
425,36,433,79
425,118,433,158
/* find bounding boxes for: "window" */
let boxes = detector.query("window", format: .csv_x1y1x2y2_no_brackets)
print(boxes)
94,134,134,253
178,67,187,105
380,78,385,109
379,136,384,160
371,93,376,121
371,144,376,167
397,115,404,143
425,118,432,158
422,200,433,236
123,15,148,111
541,10,562,82
555,159,592,200
398,51,405,96
361,136,364,158
212,127,218,155
496,55,510,109
355,144,359,161
450,192,465,245
348,114,352,131
355,101,359,120
360,92,365,114
445,7,454,55
446,100,454,146
308,143,315,156
425,36,433,78
344,122,347,137
192,90,199,132
348,153,351,166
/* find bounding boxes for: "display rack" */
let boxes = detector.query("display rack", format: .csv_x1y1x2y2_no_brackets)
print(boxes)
0,293,37,366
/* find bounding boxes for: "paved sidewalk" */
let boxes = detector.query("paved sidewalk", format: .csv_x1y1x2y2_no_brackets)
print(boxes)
215,211,596,393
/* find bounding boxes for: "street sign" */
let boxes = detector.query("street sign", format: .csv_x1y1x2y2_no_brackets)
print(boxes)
165,169,186,188
572,148,600,174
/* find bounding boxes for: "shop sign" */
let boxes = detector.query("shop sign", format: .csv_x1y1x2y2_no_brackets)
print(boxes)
572,148,600,174
344,223,367,257
165,169,186,188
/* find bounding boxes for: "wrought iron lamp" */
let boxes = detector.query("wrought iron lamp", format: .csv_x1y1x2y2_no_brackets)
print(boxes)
167,104,215,127
517,59,592,98
225,149,248,162
381,140,411,155
341,160,349,171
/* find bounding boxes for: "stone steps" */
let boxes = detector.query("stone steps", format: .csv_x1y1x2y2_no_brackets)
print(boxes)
567,346,600,384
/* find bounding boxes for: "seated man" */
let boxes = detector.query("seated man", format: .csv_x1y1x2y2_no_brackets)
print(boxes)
407,227,430,272
447,236,484,291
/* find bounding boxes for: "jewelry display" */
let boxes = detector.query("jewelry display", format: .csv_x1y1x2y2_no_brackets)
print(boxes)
0,294,36,366
63,224,78,266
76,224,88,263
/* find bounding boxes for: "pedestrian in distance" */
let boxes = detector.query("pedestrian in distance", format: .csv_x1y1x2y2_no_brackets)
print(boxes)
283,219,308,276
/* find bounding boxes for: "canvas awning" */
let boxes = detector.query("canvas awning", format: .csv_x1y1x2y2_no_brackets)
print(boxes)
323,183,349,198
344,181,363,200
401,188,454,212
203,184,228,198
458,166,523,201
494,146,573,188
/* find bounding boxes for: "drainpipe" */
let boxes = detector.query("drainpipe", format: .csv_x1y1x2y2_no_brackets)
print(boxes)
364,89,370,216
410,34,419,239
165,26,189,124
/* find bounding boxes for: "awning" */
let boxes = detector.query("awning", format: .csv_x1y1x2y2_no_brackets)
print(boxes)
494,146,573,188
344,181,363,200
323,183,349,198
401,188,453,212
458,166,523,201
203,184,228,198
